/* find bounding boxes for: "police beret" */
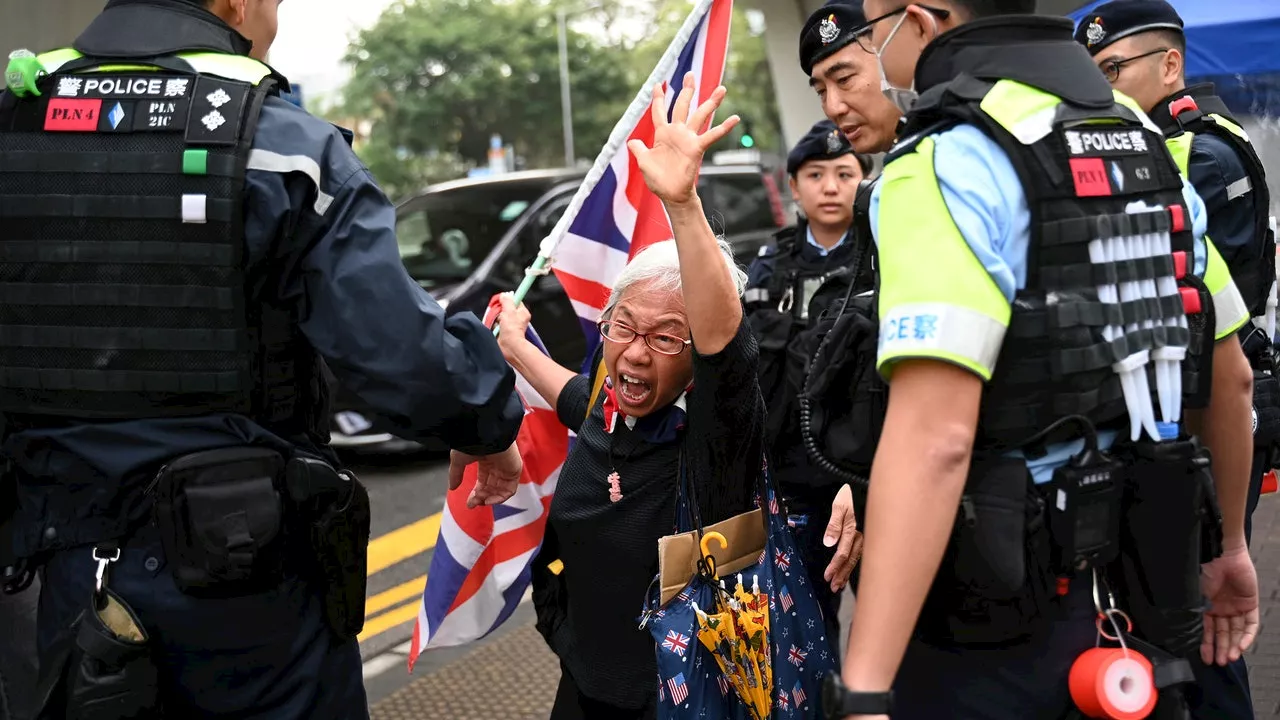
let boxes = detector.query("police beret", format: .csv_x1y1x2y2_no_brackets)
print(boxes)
1073,0,1184,56
787,120,854,175
798,0,867,78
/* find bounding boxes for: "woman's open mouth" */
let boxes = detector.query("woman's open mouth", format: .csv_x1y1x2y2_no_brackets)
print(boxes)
619,373,653,406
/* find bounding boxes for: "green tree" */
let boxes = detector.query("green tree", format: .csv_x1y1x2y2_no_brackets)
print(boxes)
627,2,783,154
339,0,631,199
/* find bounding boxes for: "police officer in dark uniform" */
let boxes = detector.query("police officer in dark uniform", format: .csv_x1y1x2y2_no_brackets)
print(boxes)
744,119,873,645
1077,4,1275,717
0,0,524,717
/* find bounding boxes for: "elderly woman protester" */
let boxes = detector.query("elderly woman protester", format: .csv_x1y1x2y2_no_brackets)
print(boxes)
454,74,761,719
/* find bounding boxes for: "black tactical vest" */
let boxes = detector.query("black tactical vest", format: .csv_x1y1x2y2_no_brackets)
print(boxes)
0,53,318,435
897,75,1208,450
1153,85,1275,318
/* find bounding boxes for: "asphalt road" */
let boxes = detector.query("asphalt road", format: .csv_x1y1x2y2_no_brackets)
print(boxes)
347,451,452,662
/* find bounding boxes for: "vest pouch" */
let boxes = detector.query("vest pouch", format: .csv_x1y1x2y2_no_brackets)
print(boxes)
918,456,1054,646
153,447,286,598
1112,440,1208,658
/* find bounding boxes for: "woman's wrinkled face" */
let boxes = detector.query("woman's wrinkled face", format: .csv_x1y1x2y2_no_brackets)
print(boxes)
602,280,694,419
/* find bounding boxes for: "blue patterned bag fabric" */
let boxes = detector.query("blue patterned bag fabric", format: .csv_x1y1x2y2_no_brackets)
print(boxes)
641,462,838,719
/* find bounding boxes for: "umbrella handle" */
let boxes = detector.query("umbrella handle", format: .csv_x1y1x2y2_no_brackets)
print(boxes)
699,531,728,580
700,531,727,559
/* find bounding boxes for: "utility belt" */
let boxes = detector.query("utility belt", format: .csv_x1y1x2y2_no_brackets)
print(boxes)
919,421,1221,667
152,447,371,637
34,446,371,720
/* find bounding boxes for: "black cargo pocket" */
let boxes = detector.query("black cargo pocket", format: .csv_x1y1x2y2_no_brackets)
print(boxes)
952,458,1029,597
153,447,286,598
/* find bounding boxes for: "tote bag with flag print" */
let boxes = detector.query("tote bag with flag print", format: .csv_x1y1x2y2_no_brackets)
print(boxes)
640,459,837,719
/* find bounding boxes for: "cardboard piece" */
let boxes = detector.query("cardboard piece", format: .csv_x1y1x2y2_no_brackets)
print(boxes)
657,507,768,606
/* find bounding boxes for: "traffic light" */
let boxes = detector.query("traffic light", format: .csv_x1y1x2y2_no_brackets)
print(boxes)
737,117,752,147
739,117,755,149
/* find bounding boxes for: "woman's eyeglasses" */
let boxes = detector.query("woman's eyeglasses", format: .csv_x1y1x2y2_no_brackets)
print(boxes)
597,319,691,356
1099,48,1169,83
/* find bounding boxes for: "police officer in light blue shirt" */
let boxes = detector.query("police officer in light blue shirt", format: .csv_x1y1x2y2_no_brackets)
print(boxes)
815,1,1261,718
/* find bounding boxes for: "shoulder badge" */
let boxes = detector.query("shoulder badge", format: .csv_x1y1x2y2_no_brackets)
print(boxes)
1086,18,1106,47
818,14,840,45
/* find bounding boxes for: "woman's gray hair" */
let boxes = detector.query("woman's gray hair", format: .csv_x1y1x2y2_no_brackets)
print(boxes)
602,239,748,317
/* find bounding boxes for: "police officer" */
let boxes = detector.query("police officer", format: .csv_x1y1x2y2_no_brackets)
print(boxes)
744,119,872,645
813,2,1260,719
0,0,524,717
1075,3,1274,717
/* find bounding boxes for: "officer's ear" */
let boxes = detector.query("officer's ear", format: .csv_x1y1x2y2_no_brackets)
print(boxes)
1160,47,1185,88
789,174,801,203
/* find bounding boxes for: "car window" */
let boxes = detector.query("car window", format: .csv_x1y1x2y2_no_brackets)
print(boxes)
698,173,777,237
500,192,575,285
396,183,550,289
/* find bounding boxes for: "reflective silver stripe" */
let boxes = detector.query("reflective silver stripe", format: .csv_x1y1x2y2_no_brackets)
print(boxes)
1226,177,1253,201
1213,283,1251,339
743,288,769,304
877,302,1006,379
245,150,335,215
1010,105,1059,145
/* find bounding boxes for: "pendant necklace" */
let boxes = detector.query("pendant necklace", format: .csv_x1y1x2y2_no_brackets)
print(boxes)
607,433,639,503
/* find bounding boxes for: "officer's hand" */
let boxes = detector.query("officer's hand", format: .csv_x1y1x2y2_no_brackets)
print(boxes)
494,292,532,360
627,71,739,208
1200,543,1260,666
823,484,863,593
448,443,523,509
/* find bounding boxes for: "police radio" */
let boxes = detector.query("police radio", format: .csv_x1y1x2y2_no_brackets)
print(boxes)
1021,416,1125,577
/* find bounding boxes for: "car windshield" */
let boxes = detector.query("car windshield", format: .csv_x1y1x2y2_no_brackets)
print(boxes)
395,181,554,288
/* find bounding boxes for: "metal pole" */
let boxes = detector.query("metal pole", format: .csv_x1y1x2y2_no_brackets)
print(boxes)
557,7,575,167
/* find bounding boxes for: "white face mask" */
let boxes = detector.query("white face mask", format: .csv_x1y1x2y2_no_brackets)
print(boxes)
873,10,936,114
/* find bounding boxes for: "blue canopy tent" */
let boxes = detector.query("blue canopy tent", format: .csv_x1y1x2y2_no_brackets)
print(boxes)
1066,0,1280,116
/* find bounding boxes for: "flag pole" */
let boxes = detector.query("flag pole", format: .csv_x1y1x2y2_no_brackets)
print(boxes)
495,0,717,337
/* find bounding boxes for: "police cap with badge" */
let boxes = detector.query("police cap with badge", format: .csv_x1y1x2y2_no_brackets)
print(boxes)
787,119,855,176
799,0,867,77
1073,0,1184,56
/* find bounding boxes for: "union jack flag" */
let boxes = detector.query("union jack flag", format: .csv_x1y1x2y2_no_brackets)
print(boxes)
780,585,794,612
769,494,780,514
668,672,690,704
549,0,734,374
409,300,569,666
775,549,791,571
777,689,790,711
658,677,665,703
662,630,691,657
793,680,807,707
788,644,808,668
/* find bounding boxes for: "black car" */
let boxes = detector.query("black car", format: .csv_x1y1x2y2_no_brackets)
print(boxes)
329,165,786,452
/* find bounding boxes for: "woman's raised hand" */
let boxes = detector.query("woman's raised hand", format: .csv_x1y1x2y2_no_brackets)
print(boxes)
627,72,739,208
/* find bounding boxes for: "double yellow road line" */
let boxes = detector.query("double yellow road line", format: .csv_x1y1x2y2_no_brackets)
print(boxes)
358,511,442,643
